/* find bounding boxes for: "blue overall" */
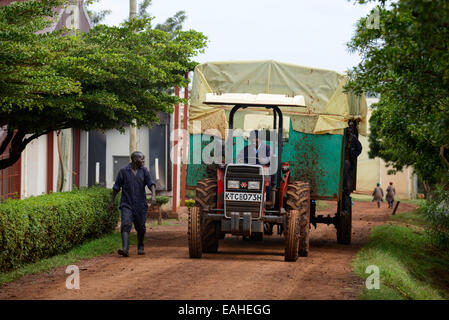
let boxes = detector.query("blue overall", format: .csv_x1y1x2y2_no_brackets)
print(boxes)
113,164,156,234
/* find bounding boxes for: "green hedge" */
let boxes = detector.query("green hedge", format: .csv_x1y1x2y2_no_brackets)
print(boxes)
0,187,120,272
421,186,449,250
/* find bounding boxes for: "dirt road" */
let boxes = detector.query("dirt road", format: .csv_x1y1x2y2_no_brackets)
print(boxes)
0,200,416,300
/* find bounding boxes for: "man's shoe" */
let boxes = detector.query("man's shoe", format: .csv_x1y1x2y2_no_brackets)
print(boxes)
118,248,129,257
138,246,145,255
118,232,130,257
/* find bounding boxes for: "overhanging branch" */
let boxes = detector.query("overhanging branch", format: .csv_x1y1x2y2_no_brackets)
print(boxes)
0,128,14,156
0,129,55,170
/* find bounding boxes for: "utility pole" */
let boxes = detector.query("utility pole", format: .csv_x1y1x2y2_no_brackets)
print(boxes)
129,0,138,157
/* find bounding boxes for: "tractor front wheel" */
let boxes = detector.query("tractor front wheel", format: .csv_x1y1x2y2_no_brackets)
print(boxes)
202,219,219,253
285,210,301,261
286,181,311,257
188,207,202,258
196,178,219,253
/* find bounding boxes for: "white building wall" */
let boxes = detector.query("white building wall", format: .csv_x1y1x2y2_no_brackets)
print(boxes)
21,134,47,198
21,130,77,198
105,127,149,188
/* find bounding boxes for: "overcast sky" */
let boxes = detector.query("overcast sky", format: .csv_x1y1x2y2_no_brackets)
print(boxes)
89,0,376,73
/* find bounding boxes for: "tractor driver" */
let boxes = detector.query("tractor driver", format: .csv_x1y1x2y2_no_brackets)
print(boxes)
237,130,273,201
236,130,271,166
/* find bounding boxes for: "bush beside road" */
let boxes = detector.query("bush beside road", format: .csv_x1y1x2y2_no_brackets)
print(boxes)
0,187,120,272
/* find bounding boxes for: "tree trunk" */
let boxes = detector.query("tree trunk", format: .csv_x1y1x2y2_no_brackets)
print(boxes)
422,181,432,201
129,0,137,158
129,0,136,19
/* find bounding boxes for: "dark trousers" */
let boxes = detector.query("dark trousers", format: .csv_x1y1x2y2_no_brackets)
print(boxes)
387,199,394,208
120,207,147,234
343,160,353,196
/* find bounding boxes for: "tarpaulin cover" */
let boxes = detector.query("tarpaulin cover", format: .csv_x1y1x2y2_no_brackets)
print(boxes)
190,60,367,137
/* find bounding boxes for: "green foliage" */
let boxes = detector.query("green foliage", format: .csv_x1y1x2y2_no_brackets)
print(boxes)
85,0,111,25
353,212,449,300
0,187,120,272
185,199,195,208
136,0,187,33
316,200,330,211
155,10,187,33
0,0,207,170
155,196,170,206
346,0,449,187
421,187,449,249
138,0,152,20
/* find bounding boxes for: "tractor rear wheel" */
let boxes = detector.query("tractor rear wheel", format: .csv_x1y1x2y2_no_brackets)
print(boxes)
195,178,219,253
286,181,311,257
337,194,352,244
188,207,202,258
285,210,300,261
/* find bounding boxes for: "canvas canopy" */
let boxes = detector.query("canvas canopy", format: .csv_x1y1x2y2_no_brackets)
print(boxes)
189,60,367,138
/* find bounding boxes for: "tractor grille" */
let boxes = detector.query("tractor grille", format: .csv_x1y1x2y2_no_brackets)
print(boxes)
226,165,261,178
224,165,263,219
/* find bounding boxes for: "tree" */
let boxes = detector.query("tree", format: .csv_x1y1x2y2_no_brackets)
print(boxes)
85,0,111,26
0,0,207,170
346,0,449,189
86,0,187,31
137,0,187,33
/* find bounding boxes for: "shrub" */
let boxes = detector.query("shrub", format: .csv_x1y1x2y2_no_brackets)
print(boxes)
0,187,120,272
155,196,170,206
185,199,195,208
421,186,449,249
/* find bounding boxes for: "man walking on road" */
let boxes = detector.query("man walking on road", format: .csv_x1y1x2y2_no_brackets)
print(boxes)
372,182,384,208
386,182,396,208
110,151,156,257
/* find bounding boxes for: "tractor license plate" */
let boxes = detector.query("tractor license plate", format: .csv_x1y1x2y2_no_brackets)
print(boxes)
225,192,262,202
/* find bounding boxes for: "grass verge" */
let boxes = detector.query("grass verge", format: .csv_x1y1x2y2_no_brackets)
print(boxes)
147,218,179,228
353,210,449,300
316,200,331,211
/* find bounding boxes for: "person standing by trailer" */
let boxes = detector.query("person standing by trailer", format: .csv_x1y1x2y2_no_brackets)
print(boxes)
372,182,384,208
343,120,363,197
386,182,396,208
109,151,156,257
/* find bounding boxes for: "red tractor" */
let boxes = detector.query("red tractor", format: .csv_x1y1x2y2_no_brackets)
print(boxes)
188,94,311,261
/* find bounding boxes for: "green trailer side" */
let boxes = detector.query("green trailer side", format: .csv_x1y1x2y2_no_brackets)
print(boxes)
186,120,345,200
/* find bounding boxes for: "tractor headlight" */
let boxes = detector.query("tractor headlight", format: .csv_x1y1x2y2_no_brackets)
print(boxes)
227,180,240,189
248,181,261,190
